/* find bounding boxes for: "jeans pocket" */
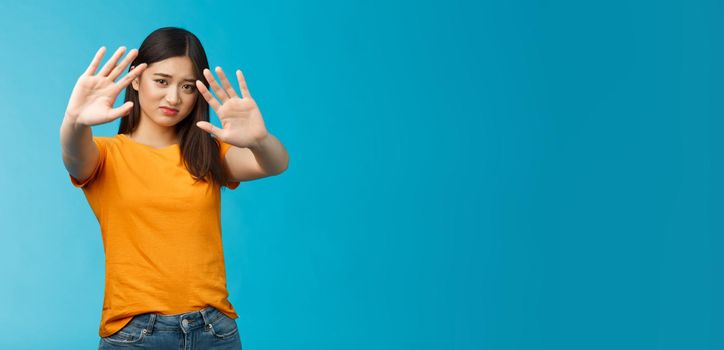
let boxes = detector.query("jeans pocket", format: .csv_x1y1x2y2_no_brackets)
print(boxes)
101,318,148,345
206,311,239,339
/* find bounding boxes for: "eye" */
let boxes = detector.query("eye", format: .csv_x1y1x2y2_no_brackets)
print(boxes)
183,84,196,92
154,79,167,85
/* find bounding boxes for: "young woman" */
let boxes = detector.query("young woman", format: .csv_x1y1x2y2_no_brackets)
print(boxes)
60,27,289,349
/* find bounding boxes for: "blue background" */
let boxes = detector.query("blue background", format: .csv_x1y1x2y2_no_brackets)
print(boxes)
0,0,721,349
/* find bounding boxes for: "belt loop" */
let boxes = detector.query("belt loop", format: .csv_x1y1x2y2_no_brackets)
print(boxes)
145,313,157,335
199,306,212,327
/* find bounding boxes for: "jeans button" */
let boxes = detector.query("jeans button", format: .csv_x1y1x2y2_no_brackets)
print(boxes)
182,319,189,327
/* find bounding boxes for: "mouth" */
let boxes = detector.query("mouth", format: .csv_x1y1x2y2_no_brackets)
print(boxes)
159,107,179,115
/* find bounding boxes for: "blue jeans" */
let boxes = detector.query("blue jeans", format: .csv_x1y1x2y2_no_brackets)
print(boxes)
98,306,242,349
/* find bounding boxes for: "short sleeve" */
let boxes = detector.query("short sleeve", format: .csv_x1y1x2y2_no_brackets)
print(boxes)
218,139,240,190
69,137,107,188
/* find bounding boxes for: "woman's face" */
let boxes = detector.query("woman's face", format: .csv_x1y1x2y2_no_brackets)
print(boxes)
131,56,199,127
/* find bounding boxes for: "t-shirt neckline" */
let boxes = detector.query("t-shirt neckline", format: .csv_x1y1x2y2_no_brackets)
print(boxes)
118,133,180,151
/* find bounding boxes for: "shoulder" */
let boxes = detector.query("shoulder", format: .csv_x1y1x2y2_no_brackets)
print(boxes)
93,134,124,148
212,137,233,158
82,135,126,159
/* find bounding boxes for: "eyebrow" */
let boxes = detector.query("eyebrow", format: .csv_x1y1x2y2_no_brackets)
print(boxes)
152,73,196,82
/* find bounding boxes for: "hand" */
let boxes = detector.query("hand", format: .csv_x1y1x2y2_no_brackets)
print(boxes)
195,66,269,149
65,46,147,127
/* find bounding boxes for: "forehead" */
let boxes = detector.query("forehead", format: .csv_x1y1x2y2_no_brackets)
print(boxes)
146,56,196,78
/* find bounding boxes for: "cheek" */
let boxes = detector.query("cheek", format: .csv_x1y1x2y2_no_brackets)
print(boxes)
182,94,199,109
139,86,164,101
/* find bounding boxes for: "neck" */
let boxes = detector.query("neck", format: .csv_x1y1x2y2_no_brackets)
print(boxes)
127,111,180,148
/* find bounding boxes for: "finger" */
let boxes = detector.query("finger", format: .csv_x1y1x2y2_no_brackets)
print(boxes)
203,68,229,103
215,66,239,99
83,46,106,76
107,101,135,121
196,121,224,137
108,48,139,82
195,79,222,112
111,63,147,95
98,46,127,77
236,69,252,99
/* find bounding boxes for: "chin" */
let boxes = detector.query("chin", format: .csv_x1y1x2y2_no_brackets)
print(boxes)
149,117,181,128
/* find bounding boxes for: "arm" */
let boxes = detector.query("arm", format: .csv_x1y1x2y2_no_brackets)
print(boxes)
194,66,289,181
60,46,147,184
225,133,289,181
60,113,99,183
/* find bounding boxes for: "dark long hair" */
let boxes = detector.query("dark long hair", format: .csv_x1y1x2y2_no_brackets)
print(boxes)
119,26,229,189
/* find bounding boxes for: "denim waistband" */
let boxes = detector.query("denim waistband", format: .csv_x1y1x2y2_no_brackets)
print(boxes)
128,306,226,335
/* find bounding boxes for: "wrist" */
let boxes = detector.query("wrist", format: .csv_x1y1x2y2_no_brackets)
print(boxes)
63,111,88,129
248,132,270,151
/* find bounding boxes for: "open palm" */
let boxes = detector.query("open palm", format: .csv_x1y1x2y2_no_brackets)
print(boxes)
195,67,268,149
66,46,147,126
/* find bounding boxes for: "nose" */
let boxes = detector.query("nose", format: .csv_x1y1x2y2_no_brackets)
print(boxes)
165,87,180,106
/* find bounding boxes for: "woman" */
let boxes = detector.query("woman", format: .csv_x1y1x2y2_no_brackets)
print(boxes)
60,27,289,349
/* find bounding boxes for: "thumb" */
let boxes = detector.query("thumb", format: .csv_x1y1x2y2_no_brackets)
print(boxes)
108,101,134,120
196,121,222,136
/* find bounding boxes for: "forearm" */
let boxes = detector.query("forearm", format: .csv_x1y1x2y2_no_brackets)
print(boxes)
248,133,289,175
60,113,98,176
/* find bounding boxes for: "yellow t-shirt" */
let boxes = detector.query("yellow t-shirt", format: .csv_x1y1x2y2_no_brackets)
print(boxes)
68,133,240,338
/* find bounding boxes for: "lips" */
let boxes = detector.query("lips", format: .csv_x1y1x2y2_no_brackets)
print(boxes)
160,107,179,115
